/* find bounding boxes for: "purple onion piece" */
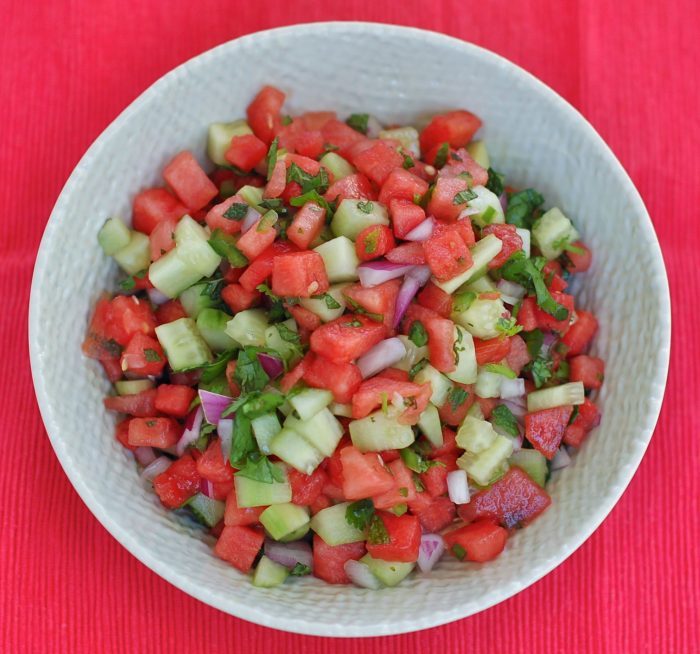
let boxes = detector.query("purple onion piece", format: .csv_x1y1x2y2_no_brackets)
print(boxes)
257,352,284,379
141,456,172,482
417,533,446,573
264,539,313,570
392,265,432,329
344,559,382,589
198,389,231,426
176,406,203,456
357,260,415,288
356,338,407,378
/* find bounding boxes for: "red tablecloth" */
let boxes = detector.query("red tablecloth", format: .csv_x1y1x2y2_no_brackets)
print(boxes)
2,1,697,652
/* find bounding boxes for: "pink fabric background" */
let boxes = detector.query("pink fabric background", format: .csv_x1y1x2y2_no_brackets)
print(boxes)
2,1,698,651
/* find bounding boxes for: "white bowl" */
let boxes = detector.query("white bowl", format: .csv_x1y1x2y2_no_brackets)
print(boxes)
29,22,670,637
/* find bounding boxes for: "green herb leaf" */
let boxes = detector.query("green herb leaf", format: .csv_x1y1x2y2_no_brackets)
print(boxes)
344,296,383,322
408,320,428,347
496,316,523,337
199,277,224,302
257,210,278,232
276,322,301,344
453,290,477,313
368,514,390,545
522,329,544,358
346,113,369,135
398,487,409,498
452,544,466,560
266,137,279,181
288,190,336,218
343,319,363,328
408,358,428,380
453,188,478,205
258,198,287,214
235,452,285,483
196,349,236,384
239,391,286,418
208,229,249,268
118,269,146,291
552,234,585,255
281,115,293,126
357,200,374,214
290,562,311,576
222,203,249,221
447,387,470,412
402,154,415,170
505,189,544,228
286,163,330,195
483,363,517,379
232,347,270,394
527,356,554,388
318,293,341,309
144,348,162,362
491,404,520,437
229,416,255,466
400,447,430,474
486,168,505,196
433,143,449,169
345,499,375,530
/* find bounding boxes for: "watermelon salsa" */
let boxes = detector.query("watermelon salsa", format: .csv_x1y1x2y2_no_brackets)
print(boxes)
84,86,604,589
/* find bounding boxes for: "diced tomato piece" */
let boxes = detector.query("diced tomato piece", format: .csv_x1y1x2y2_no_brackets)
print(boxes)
114,419,135,450
400,302,440,335
570,355,605,389
524,405,573,459
153,454,201,509
220,283,261,314
287,202,326,250
458,467,551,528
563,398,600,447
104,389,157,417
535,292,575,333
109,295,157,346
298,111,336,131
375,368,410,383
303,355,363,404
310,314,386,363
196,439,234,483
408,493,456,533
417,281,453,318
285,304,321,331
474,336,512,365
366,512,421,562
293,129,325,159
155,299,187,325
224,486,264,526
210,479,234,502
163,151,218,211
101,358,123,382
235,216,278,260
237,240,297,292
313,535,366,584
355,224,396,262
560,310,598,356
247,85,285,144
420,110,482,152
427,176,472,222
215,525,264,573
224,361,241,398
424,316,456,373
82,297,121,360
443,520,508,562
148,217,177,261
423,226,472,282
389,199,426,239
340,446,395,499
516,297,538,331
204,195,245,236
564,241,593,273
342,279,400,334
279,353,312,393
321,119,367,158
324,173,375,203
482,224,523,268
288,467,328,506
436,148,488,186
373,458,417,509
378,168,429,206
385,242,426,265
503,334,530,376
352,377,431,424
120,332,166,377
127,417,181,448
271,251,329,298
440,218,474,248
351,140,404,186
155,384,196,418
224,134,268,171
132,188,187,235
438,384,475,426
420,455,455,497
475,396,499,419
263,159,287,198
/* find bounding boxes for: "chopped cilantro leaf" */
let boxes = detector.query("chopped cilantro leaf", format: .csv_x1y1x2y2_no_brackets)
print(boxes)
527,356,554,388
486,168,505,196
232,347,270,394
319,293,341,309
344,319,363,328
290,562,311,576
433,142,449,169
357,200,374,214
345,499,375,530
408,358,428,380
222,202,249,220
258,198,287,214
408,320,428,347
402,154,415,169
199,277,224,302
286,164,330,195
496,316,523,337
346,113,369,135
453,290,477,313
400,446,443,474
505,189,544,229
144,348,162,362
235,452,285,483
447,387,470,412
483,363,517,378
552,234,586,255
196,348,236,384
452,544,466,560
522,329,544,358
368,514,390,545
276,323,300,344
229,416,255,465
208,229,249,267
491,404,520,437
118,269,146,291
281,115,293,126
289,190,336,217
453,188,478,205
265,137,279,181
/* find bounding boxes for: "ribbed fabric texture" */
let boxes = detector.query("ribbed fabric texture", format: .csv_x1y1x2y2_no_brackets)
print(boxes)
1,1,697,651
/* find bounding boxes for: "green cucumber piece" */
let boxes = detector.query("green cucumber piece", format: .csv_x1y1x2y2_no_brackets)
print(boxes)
329,402,353,417
148,248,202,298
413,363,454,408
417,403,443,447
196,308,239,352
309,502,366,545
225,309,269,347
238,185,264,209
289,388,333,421
98,217,131,256
393,335,429,373
187,493,225,527
179,283,217,318
319,152,355,180
155,317,213,371
114,379,154,396
264,322,301,365
251,412,282,455
434,234,503,294
284,408,343,457
467,401,485,420
174,215,221,278
475,367,507,398
234,467,291,508
468,185,505,228
466,140,490,169
268,428,324,475
314,236,360,283
331,199,389,241
446,325,478,384
527,382,585,412
516,227,531,258
253,556,289,588
260,503,310,542
509,450,548,487
452,296,506,339
207,119,253,166
378,126,419,155
298,283,349,322
457,434,513,485
456,416,498,454
461,275,497,294
349,410,415,452
360,554,414,587
531,207,579,260
112,231,150,276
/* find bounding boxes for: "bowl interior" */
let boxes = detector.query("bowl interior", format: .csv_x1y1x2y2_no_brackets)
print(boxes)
30,23,670,637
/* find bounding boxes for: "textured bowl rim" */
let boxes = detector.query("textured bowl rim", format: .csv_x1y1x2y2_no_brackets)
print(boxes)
29,21,671,637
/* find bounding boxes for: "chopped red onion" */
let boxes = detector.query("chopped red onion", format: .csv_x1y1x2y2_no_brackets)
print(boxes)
541,331,557,356
241,206,262,234
551,446,572,471
217,418,233,461
141,456,171,482
503,397,527,420
134,446,156,466
169,370,201,386
176,406,203,455
417,533,445,573
357,260,415,288
392,265,431,328
500,377,526,400
357,338,406,378
257,352,284,379
404,217,435,242
200,478,216,498
146,288,169,305
499,192,509,212
447,470,470,504
365,116,384,138
344,559,382,589
264,539,314,570
198,389,231,426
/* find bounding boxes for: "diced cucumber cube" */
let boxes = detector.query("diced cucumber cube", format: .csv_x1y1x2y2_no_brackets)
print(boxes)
196,308,238,352
452,296,506,339
260,503,310,542
456,416,498,454
179,283,217,318
393,335,429,373
251,413,282,455
531,207,580,260
466,140,490,169
413,363,454,407
225,309,269,346
417,403,443,447
467,401,485,420
331,199,389,241
174,215,221,277
458,434,513,485
310,502,366,545
114,379,154,396
265,322,301,365
252,555,289,588
234,467,291,508
268,428,324,475
319,152,355,180
467,185,505,228
527,382,585,412
434,234,503,294
207,119,252,166
509,450,548,487
112,231,150,276
155,317,213,371
446,325,478,384
349,410,415,452
238,185,264,209
298,283,349,322
187,493,225,527
378,126,420,156
98,217,131,256
461,275,497,294
475,368,507,398
289,388,333,421
360,555,414,587
329,402,354,418
284,408,343,457
148,248,202,298
516,228,531,258
314,236,360,282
